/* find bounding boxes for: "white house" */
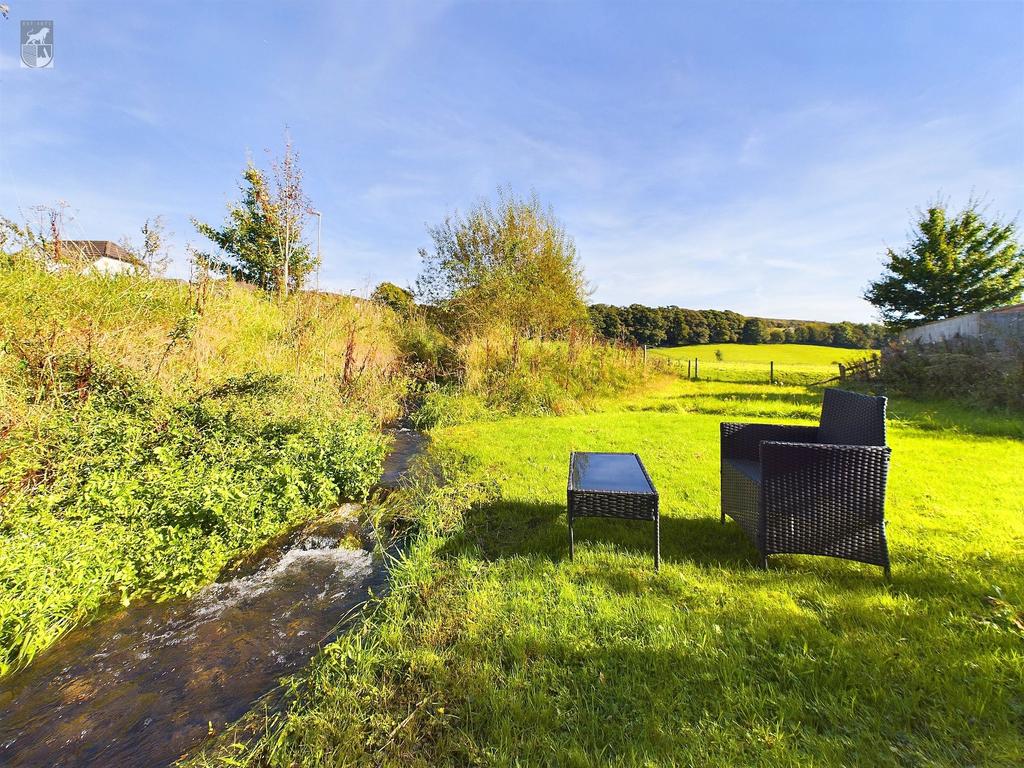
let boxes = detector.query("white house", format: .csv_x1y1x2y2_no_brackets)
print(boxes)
63,240,146,275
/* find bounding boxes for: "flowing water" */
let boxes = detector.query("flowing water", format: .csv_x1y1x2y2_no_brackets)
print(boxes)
0,430,426,768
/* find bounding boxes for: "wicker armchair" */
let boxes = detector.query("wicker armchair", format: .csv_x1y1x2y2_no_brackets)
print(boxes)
720,388,892,576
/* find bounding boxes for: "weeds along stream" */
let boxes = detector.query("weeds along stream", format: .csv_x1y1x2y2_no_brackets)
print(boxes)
0,431,426,768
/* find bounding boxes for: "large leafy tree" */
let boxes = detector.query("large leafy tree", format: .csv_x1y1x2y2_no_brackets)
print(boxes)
865,202,1023,328
741,317,767,344
623,304,666,346
192,139,315,295
416,189,589,338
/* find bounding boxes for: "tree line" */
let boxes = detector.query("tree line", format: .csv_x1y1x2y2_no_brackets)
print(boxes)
588,304,887,349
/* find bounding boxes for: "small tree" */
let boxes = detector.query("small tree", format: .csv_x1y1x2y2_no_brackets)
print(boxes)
416,188,588,338
191,138,315,295
371,281,415,315
865,201,1023,328
120,216,171,274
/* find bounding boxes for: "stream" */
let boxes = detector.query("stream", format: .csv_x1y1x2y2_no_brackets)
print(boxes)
0,429,427,768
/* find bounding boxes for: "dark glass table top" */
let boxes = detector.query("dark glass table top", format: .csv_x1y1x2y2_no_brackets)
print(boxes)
569,452,655,494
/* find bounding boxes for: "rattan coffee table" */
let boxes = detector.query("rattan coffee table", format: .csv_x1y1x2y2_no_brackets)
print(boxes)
567,452,660,570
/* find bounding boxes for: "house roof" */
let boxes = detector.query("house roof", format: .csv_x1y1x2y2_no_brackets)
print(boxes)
63,240,145,267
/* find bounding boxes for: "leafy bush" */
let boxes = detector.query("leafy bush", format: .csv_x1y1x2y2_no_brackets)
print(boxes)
411,386,491,430
458,328,647,417
373,448,496,536
882,341,1024,411
0,360,387,674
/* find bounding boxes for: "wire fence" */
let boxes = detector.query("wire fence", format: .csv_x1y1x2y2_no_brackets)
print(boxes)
663,356,880,387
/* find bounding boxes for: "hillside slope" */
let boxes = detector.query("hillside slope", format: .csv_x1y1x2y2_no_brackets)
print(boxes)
0,266,407,674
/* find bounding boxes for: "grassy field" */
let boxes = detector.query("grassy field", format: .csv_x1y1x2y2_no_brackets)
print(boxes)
650,343,876,366
650,344,879,386
191,376,1024,767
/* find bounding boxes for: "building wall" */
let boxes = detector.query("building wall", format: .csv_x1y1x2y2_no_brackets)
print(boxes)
80,257,140,276
901,306,1023,351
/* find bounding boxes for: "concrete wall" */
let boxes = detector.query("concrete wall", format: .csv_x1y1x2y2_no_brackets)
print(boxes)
901,305,1024,352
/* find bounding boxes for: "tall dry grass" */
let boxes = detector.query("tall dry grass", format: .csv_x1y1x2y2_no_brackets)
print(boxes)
0,265,409,427
412,326,650,427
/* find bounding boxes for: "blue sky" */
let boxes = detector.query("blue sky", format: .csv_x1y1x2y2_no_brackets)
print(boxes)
2,1,1022,322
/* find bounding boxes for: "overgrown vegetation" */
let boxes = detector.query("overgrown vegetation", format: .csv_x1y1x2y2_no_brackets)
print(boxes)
412,329,648,428
882,339,1024,412
187,374,1024,767
0,262,406,673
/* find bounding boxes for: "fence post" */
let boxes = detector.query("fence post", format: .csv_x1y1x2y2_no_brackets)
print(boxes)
643,344,647,367
694,358,699,380
770,361,774,384
687,359,691,379
839,363,846,382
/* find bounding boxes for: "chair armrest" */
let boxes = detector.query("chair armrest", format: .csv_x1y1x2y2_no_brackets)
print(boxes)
759,440,891,522
720,423,819,463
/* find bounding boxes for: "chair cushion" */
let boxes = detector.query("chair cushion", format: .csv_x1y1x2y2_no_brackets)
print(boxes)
818,388,887,446
725,458,762,485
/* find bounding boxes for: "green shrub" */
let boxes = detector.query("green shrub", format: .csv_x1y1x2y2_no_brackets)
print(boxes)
394,316,460,382
411,386,491,430
883,341,1024,411
459,329,646,417
373,448,496,536
0,360,387,675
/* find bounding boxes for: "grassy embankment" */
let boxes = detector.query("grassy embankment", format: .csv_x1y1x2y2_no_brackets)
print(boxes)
190,369,1024,767
0,266,406,675
651,343,878,385
0,267,648,676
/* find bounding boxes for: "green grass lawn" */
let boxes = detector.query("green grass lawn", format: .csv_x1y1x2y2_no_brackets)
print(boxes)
650,344,879,386
191,377,1024,767
650,343,875,367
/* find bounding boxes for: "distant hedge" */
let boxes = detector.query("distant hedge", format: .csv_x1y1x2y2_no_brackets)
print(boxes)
588,304,886,349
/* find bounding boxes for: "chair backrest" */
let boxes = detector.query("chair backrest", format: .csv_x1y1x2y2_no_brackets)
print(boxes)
818,388,887,446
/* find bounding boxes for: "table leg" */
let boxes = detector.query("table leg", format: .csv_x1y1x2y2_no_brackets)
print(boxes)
654,513,660,571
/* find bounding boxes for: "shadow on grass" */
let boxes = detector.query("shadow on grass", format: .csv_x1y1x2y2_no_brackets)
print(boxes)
445,497,1019,598
451,499,767,571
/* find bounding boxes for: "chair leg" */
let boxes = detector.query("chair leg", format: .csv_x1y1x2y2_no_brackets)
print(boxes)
568,516,574,561
883,563,891,580
759,553,768,570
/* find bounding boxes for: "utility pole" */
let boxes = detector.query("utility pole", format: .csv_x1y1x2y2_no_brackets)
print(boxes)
312,210,322,292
